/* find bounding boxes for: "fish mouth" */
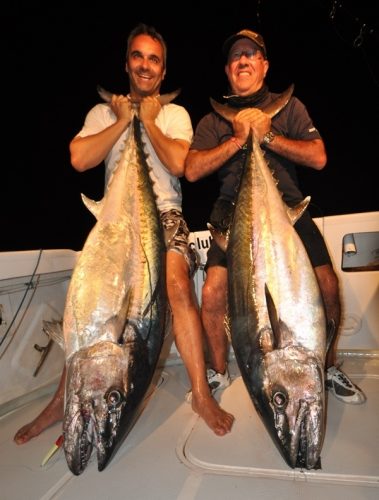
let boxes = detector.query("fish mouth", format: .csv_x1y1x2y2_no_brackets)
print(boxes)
63,344,131,475
63,401,97,475
289,398,323,469
64,387,127,475
262,352,326,470
62,339,154,475
272,395,324,470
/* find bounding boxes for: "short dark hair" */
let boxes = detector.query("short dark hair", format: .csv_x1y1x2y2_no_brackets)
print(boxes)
126,23,167,68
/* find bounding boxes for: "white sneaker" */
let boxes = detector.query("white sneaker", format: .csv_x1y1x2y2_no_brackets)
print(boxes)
326,365,366,404
185,368,231,403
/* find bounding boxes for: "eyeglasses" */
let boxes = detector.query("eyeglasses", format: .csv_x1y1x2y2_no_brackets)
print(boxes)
228,48,264,62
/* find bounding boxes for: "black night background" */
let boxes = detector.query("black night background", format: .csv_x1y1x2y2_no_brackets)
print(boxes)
2,1,378,252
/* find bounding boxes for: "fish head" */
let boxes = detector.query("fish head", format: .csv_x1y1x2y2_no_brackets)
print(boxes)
256,346,325,470
63,341,134,475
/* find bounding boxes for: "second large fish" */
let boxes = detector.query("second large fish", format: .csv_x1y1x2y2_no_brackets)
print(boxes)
211,87,328,469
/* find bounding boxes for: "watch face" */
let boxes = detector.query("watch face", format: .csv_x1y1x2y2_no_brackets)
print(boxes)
264,131,275,144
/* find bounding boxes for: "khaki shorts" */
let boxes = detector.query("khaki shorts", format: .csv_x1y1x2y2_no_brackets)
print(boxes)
160,209,199,277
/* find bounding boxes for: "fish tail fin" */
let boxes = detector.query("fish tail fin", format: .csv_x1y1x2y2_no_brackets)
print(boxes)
157,89,181,106
97,85,112,103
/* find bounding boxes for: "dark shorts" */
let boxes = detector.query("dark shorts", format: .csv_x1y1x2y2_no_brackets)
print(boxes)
205,199,331,270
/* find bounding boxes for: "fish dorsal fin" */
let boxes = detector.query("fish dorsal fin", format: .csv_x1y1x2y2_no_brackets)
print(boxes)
133,115,153,176
81,193,103,220
210,84,295,122
132,116,161,210
207,223,228,252
97,85,181,106
286,196,311,225
133,114,143,148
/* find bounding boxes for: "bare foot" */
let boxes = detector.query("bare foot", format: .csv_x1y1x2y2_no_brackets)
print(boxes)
192,393,234,436
14,395,64,445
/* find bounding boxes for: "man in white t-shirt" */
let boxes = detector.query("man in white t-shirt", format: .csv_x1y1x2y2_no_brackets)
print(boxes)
14,23,234,446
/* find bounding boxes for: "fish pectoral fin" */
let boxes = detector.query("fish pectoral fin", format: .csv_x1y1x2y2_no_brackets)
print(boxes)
264,284,279,348
325,318,336,356
207,223,228,252
264,284,293,350
286,196,311,225
42,319,65,350
81,193,103,220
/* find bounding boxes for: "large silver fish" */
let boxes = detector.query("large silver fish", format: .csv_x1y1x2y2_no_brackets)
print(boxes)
210,87,328,469
61,99,169,474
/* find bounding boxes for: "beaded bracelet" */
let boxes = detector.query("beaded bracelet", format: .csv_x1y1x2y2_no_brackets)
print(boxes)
230,136,243,150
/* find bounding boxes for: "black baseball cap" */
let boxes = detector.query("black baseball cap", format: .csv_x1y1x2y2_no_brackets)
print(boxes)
222,29,267,59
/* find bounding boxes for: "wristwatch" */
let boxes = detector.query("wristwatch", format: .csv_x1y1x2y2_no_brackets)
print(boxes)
262,131,276,144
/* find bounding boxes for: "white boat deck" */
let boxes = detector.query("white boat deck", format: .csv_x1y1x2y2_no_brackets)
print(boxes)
1,354,378,500
1,212,378,499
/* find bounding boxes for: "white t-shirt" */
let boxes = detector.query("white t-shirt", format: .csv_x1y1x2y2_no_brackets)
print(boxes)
77,102,193,212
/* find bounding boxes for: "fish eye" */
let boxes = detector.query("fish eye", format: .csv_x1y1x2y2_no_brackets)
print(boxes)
272,391,287,409
107,390,122,407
